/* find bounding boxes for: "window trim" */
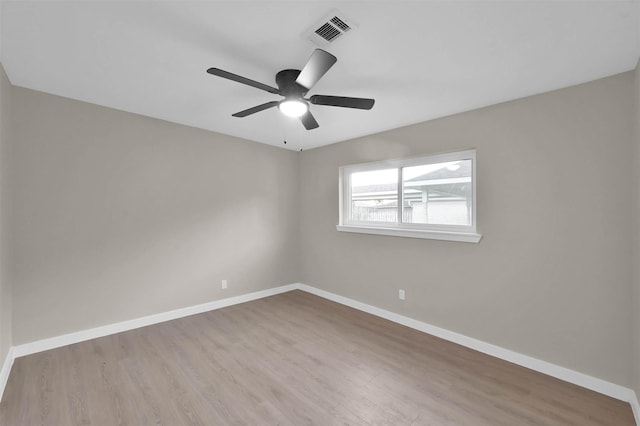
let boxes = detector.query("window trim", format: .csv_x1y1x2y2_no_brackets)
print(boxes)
337,149,482,243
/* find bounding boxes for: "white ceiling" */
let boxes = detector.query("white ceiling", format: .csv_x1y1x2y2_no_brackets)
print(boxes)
1,1,638,151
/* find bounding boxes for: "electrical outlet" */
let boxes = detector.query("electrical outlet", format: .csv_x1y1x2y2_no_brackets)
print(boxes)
221,279,228,289
399,289,405,300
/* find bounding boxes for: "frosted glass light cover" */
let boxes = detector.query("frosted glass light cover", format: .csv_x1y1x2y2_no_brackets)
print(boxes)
279,100,308,117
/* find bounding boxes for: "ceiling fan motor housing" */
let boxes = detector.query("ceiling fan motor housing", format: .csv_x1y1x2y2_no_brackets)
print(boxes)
276,69,307,98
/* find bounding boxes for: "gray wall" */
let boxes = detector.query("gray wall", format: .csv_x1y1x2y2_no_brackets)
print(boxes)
0,63,11,365
299,72,634,386
10,87,300,345
633,61,640,398
3,65,637,391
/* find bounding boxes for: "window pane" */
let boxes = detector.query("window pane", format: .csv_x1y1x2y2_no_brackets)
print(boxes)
350,168,398,223
402,160,472,226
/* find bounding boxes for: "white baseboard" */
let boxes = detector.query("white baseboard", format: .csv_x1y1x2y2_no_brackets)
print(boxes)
12,283,298,358
297,284,638,412
5,282,638,425
631,390,640,426
0,346,14,402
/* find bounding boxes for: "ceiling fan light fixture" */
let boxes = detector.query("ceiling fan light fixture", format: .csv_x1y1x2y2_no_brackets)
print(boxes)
207,49,374,130
279,99,308,118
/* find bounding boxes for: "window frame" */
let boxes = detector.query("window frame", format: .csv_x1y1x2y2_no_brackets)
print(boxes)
337,149,481,243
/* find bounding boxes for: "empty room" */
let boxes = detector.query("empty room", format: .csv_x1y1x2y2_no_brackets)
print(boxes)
0,1,639,425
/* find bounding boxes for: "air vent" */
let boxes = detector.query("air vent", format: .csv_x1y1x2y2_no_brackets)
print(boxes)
330,16,351,33
315,22,342,42
304,9,356,47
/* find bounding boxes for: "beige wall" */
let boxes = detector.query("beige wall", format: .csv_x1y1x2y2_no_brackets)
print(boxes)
10,87,300,344
633,60,640,397
299,72,634,386
0,63,11,365
3,66,637,391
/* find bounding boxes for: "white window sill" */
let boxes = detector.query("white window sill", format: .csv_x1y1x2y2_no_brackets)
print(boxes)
336,224,482,243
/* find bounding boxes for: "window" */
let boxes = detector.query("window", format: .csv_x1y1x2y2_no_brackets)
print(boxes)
337,149,481,243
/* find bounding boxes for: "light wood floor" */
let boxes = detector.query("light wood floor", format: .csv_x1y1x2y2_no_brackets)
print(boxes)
0,290,634,425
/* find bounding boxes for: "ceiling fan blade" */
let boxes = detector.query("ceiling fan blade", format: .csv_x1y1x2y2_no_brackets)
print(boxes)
232,101,279,117
310,95,375,110
299,110,319,130
207,68,280,95
295,49,337,91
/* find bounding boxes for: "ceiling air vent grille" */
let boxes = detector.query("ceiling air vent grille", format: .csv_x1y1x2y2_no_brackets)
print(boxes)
315,22,342,42
305,10,356,47
330,16,351,33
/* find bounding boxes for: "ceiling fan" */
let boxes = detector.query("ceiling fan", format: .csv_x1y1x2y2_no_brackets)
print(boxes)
206,49,375,130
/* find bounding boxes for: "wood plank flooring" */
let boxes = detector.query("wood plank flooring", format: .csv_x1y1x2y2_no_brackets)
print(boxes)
0,290,635,425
